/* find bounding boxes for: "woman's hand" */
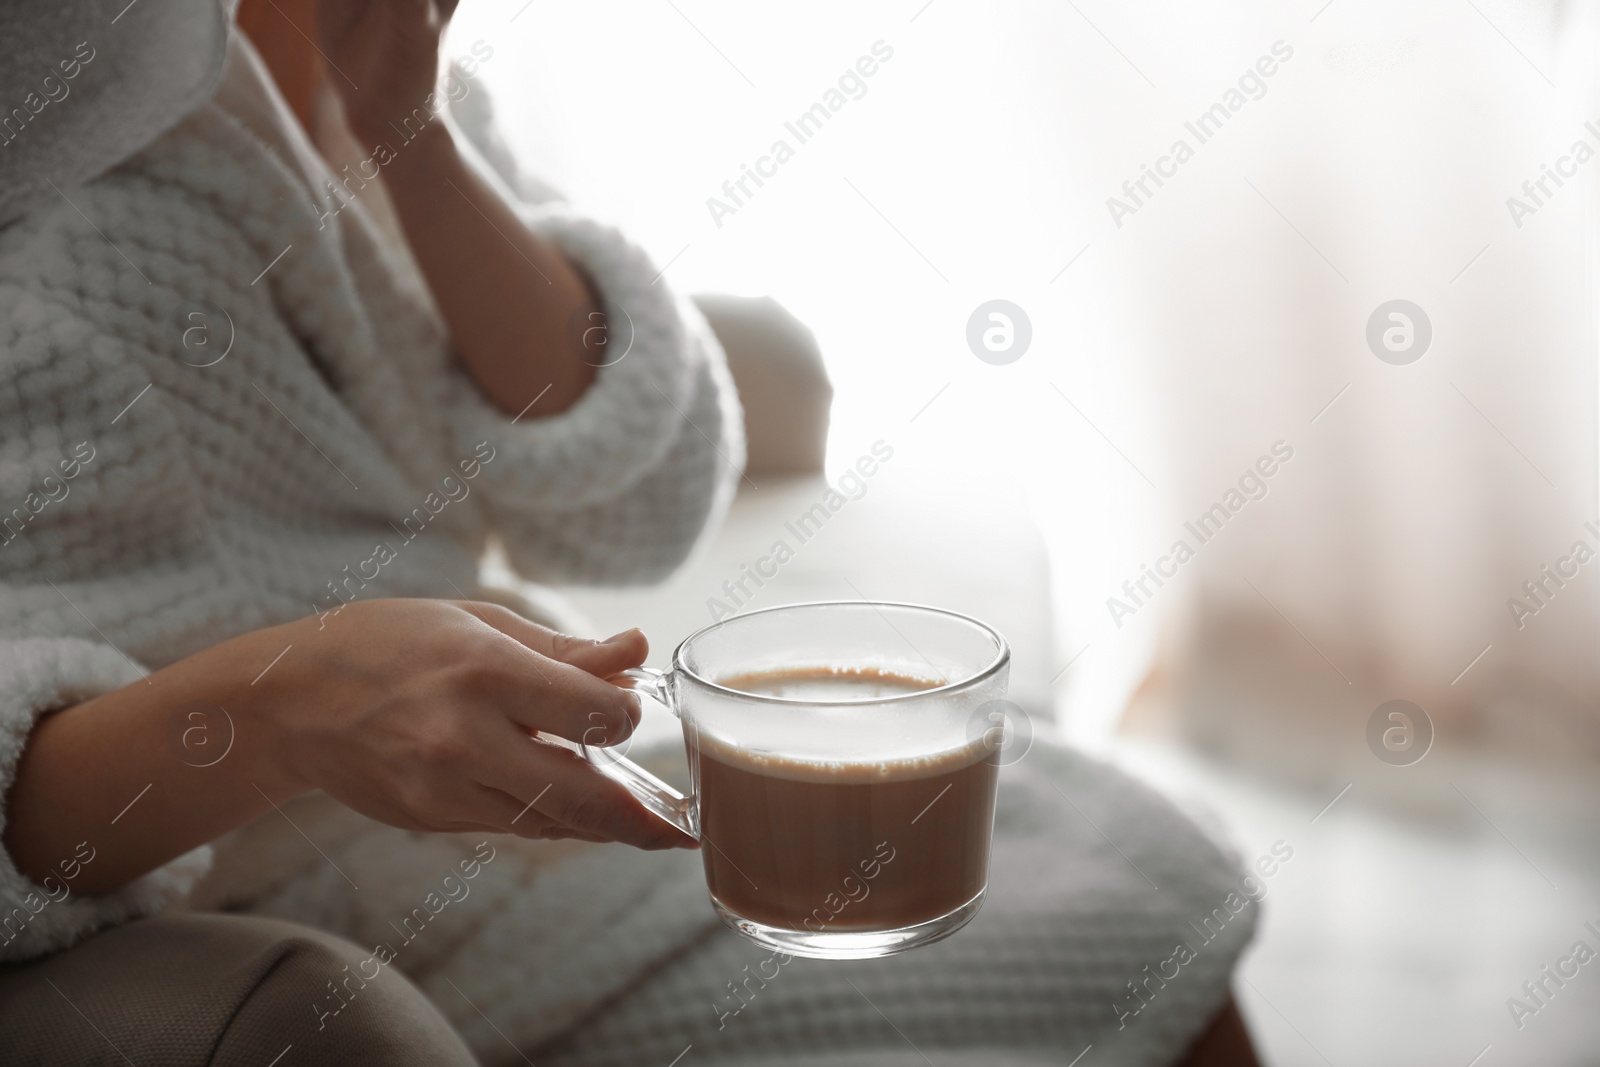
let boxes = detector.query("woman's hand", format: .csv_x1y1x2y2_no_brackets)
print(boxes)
6,597,685,899
316,0,451,148
310,0,605,419
263,599,690,849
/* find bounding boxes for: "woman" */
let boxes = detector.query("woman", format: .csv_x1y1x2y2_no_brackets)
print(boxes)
0,1,1259,1064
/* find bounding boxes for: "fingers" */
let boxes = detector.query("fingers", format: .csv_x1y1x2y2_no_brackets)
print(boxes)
487,653,642,745
476,729,693,850
441,785,612,844
395,775,618,845
460,602,649,676
451,603,648,743
558,629,650,679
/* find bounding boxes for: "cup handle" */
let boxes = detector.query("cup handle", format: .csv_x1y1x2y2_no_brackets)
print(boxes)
579,667,698,840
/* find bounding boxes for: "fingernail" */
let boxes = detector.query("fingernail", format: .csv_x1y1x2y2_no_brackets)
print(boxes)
603,628,640,645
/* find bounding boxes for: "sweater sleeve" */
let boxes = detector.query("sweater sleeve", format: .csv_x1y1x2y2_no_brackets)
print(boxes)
436,204,745,585
0,637,211,963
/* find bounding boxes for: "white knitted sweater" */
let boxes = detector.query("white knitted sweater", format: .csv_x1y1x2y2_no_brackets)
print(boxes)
0,34,742,963
0,33,1255,1067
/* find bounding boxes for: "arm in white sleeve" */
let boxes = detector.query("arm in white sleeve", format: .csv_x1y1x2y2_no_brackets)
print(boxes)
437,205,745,584
0,637,211,962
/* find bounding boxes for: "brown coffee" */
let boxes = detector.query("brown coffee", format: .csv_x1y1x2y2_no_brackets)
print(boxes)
695,667,999,932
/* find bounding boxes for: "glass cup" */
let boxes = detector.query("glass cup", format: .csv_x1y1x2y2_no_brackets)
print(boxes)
581,600,1010,960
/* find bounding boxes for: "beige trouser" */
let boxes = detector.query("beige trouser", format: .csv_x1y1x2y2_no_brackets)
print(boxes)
0,914,476,1066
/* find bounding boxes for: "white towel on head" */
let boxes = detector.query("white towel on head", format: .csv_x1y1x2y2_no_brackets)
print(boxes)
0,0,235,227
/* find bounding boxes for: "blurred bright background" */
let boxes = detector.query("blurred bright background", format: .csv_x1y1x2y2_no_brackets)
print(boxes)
449,2,1600,1064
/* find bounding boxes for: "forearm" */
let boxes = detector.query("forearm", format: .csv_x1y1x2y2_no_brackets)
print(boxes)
2,621,308,897
380,123,601,417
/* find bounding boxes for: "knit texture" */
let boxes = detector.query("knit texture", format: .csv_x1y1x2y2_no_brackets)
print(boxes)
0,30,1255,1067
0,33,742,962
0,0,234,228
517,743,1258,1067
219,742,1257,1067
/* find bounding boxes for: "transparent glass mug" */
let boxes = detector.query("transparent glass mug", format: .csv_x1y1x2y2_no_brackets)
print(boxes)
581,600,1010,960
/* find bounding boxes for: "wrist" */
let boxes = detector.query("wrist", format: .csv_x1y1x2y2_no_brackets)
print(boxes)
230,618,315,799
